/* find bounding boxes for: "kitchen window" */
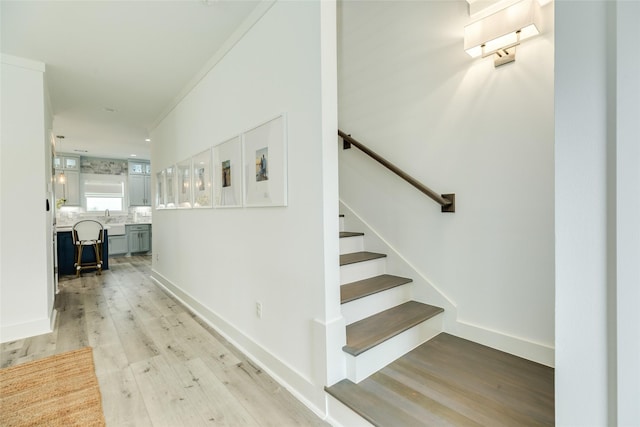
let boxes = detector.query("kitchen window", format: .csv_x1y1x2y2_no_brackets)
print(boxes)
82,175,126,212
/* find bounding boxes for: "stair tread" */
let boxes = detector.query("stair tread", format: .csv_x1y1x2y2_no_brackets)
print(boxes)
341,274,413,304
340,251,386,266
344,301,443,356
326,379,423,427
340,231,364,238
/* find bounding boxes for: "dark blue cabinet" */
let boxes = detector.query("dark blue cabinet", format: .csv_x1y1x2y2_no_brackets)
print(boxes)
57,230,109,276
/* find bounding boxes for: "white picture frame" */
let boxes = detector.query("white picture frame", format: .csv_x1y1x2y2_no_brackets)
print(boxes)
164,166,176,209
242,114,287,207
177,158,192,209
191,149,213,208
155,171,165,209
213,136,243,208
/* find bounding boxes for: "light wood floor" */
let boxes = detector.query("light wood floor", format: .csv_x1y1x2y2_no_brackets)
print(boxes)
1,256,329,427
327,333,554,426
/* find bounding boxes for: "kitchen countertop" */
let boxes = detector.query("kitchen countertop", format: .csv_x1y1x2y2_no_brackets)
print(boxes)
56,222,152,232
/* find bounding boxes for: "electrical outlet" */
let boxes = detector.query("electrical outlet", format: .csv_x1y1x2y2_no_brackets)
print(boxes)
256,301,262,319
155,253,159,261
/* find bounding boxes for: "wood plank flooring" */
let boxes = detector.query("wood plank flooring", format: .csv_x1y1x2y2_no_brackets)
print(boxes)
1,256,328,427
327,333,555,426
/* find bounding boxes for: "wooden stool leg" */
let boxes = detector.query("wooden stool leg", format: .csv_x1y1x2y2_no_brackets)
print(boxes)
75,244,83,277
94,243,102,275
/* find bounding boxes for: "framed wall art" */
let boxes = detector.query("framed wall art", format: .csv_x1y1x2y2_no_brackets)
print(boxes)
177,158,192,208
242,114,287,207
164,166,176,209
213,136,242,208
191,148,213,208
156,171,165,209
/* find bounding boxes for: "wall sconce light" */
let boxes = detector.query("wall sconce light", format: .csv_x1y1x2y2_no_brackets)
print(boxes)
464,0,542,67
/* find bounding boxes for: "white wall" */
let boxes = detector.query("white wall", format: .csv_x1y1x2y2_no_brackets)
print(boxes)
615,1,640,423
555,0,640,425
1,54,54,342
150,1,339,414
338,1,555,364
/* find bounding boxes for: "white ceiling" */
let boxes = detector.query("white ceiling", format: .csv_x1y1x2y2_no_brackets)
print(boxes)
1,0,261,160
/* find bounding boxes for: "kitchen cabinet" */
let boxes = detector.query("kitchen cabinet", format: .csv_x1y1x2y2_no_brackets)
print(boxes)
54,169,80,206
127,224,151,254
129,174,151,206
54,154,81,206
128,161,150,175
128,160,151,206
108,235,128,255
54,155,80,170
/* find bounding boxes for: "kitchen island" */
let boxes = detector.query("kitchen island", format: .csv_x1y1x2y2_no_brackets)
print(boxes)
56,227,109,276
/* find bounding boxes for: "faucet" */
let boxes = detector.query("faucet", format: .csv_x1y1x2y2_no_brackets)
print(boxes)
104,209,110,220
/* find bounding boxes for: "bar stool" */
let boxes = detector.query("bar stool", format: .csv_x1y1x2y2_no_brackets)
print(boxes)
72,220,104,277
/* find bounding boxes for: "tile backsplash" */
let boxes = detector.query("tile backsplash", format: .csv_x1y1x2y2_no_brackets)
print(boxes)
57,206,152,226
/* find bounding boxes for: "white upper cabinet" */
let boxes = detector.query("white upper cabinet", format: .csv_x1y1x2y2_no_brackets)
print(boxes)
54,154,80,205
128,160,151,206
54,154,79,170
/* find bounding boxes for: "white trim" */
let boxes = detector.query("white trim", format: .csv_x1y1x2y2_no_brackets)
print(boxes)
0,316,52,343
49,306,58,332
456,319,554,367
0,53,45,72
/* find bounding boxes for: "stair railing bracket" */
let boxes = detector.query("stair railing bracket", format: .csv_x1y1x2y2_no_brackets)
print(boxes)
441,194,455,213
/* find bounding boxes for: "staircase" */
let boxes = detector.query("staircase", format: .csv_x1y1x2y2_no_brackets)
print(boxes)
337,218,444,383
329,218,554,427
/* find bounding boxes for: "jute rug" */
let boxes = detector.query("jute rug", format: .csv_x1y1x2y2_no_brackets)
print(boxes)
0,347,106,426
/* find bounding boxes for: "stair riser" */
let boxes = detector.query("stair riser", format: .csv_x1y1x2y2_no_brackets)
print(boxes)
345,314,443,383
339,216,345,232
342,286,412,325
340,236,364,255
327,395,375,427
340,258,386,285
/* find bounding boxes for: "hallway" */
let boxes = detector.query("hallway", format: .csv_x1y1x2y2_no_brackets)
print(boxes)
1,256,328,426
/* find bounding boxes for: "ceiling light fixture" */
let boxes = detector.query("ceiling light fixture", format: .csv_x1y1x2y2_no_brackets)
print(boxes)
130,154,137,157
145,138,151,142
464,0,542,67
55,135,65,152
103,107,117,113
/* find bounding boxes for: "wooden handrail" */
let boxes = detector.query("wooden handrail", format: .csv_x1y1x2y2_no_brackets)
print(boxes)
338,130,455,212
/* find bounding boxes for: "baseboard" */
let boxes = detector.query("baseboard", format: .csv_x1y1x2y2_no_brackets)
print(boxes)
150,269,329,421
0,316,52,343
49,305,58,332
456,319,555,367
